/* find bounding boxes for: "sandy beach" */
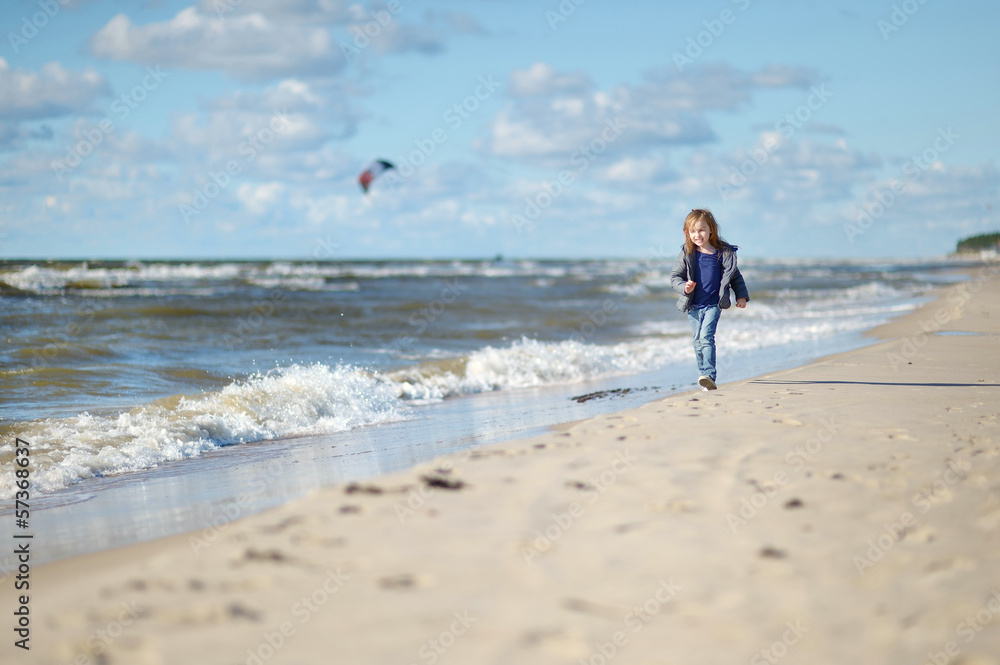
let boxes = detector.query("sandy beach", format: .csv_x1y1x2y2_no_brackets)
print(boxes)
4,264,999,664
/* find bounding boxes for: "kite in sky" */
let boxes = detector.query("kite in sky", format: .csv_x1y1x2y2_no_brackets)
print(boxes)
358,159,396,194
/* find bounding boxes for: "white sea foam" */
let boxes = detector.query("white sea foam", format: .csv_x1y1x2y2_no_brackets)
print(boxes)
633,279,922,347
0,262,245,294
0,364,408,498
388,337,691,402
0,336,697,497
1,258,969,296
0,260,632,295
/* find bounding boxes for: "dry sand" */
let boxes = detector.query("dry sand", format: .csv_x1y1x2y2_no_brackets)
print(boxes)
4,265,1000,665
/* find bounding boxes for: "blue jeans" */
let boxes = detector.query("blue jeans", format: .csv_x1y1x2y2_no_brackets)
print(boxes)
687,305,720,381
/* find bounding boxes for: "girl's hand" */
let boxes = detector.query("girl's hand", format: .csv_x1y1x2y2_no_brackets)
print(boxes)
684,280,696,294
736,298,747,308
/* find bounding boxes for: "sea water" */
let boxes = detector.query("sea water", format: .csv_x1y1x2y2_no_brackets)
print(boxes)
0,257,977,563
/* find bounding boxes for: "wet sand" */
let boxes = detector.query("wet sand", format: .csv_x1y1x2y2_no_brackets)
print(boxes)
5,264,1000,665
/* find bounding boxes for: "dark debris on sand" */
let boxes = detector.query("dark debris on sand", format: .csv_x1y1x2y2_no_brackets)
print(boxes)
570,386,660,404
420,474,467,490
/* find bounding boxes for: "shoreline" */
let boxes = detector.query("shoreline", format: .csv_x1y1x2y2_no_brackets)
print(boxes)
5,265,1000,663
1,300,893,567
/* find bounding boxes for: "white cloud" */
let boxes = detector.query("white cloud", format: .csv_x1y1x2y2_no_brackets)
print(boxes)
89,3,457,81
508,63,590,98
90,9,344,81
333,5,456,60
289,190,357,226
713,135,881,204
598,156,674,183
850,162,998,219
0,59,109,121
168,78,362,186
238,181,285,215
487,63,818,165
197,0,352,23
748,65,819,89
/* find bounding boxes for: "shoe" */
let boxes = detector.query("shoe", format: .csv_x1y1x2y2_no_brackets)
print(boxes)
698,375,717,390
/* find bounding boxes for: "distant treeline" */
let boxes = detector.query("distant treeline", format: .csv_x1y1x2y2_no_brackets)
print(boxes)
956,232,1000,253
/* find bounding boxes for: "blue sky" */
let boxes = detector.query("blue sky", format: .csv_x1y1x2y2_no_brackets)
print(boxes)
0,0,997,259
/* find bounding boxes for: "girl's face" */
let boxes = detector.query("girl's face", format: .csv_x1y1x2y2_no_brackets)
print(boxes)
688,220,714,251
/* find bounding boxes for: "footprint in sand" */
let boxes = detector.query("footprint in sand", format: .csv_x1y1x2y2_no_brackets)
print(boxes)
344,482,385,495
218,576,275,592
377,572,434,589
519,626,590,659
614,521,648,534
154,601,264,626
257,516,305,534
923,555,976,581
905,524,934,543
56,634,164,665
241,548,289,562
291,533,348,549
644,498,696,513
125,577,177,592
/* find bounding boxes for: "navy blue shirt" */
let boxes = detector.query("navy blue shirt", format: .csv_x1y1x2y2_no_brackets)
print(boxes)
691,250,722,309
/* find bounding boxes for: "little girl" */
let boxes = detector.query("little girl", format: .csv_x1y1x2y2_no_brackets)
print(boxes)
669,209,749,390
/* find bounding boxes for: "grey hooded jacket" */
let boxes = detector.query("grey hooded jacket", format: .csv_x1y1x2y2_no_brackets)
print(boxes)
669,243,750,313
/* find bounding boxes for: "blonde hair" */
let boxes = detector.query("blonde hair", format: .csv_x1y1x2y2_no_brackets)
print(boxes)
682,208,727,255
